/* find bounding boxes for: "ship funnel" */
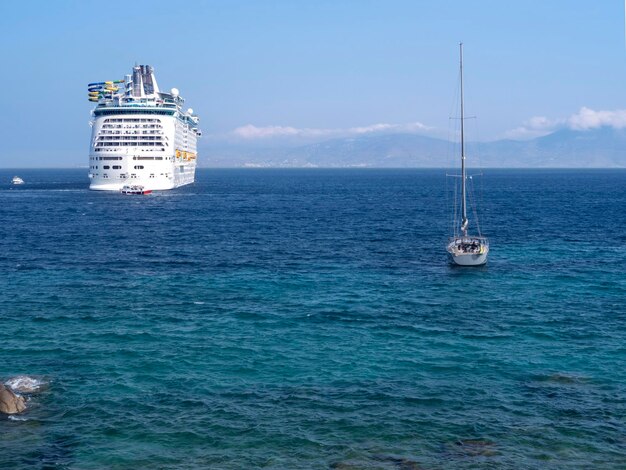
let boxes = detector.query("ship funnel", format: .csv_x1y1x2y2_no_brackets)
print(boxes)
125,74,132,95
141,65,153,95
150,67,159,94
132,66,143,97
141,65,159,95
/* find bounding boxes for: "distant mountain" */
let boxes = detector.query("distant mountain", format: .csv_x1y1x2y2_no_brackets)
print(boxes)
281,134,450,167
200,127,626,168
480,127,626,167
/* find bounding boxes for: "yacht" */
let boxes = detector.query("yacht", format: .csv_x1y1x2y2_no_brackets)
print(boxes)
446,44,489,266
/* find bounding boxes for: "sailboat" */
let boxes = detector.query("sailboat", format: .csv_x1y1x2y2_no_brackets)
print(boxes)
446,43,489,266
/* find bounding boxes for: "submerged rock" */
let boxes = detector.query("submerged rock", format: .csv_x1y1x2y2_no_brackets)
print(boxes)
0,384,26,414
372,454,422,469
453,439,497,457
544,373,587,384
5,375,47,394
329,462,361,470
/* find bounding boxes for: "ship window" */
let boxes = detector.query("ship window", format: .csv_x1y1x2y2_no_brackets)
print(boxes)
134,165,144,169
112,165,121,169
103,166,110,169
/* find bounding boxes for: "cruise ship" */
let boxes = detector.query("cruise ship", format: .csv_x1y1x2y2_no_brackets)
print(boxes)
87,65,200,191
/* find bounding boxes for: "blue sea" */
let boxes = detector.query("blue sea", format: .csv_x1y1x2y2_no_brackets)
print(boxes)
1,168,625,469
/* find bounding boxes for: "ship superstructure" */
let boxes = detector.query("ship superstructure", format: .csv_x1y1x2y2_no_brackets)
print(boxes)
87,65,200,191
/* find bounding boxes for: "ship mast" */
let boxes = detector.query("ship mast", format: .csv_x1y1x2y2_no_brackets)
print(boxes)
459,42,468,236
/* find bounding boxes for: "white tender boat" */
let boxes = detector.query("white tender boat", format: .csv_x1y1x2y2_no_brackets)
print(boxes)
446,43,489,267
11,176,24,185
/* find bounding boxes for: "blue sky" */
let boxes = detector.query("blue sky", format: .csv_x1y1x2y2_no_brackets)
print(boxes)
1,0,625,167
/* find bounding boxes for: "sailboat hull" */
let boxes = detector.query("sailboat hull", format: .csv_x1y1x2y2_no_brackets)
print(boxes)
448,251,488,266
447,237,489,266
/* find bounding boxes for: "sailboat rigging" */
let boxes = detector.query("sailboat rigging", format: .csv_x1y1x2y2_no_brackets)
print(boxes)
446,43,489,266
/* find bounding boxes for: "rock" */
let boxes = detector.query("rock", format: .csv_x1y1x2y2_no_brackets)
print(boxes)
545,373,586,384
454,439,497,457
329,462,360,470
0,384,26,414
5,375,46,394
456,439,494,447
372,454,422,469
393,458,421,470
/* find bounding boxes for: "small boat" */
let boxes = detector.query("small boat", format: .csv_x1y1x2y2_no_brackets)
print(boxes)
120,185,152,195
446,43,489,267
11,176,24,185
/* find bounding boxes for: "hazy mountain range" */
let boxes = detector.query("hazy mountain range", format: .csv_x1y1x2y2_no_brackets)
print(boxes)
200,127,626,168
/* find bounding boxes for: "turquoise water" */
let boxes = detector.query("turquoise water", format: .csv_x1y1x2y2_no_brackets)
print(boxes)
1,169,625,469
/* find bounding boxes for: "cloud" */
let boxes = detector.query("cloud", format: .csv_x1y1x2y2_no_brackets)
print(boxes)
232,125,325,139
352,122,431,134
526,116,558,130
230,122,431,140
505,107,626,140
567,107,626,130
504,116,561,139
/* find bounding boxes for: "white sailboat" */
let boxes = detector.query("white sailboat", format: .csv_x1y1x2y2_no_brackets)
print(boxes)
446,43,489,266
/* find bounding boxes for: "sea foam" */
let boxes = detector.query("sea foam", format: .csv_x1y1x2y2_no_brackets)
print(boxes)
5,376,47,394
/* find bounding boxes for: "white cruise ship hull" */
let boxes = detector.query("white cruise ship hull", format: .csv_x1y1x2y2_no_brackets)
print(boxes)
88,109,198,191
89,163,196,191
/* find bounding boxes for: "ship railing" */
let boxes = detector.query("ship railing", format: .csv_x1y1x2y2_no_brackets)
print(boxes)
448,236,489,245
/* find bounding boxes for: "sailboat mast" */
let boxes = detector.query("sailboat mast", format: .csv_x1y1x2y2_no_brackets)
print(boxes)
459,42,468,236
